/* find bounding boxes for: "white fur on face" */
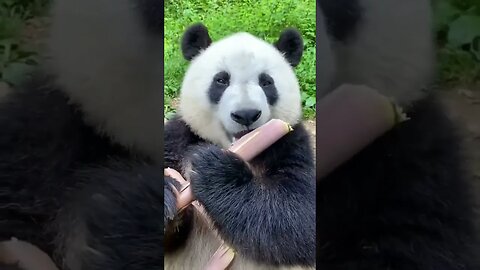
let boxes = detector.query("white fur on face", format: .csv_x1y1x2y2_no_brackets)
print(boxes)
216,50,271,139
217,84,272,140
46,0,164,161
317,0,434,106
179,33,302,148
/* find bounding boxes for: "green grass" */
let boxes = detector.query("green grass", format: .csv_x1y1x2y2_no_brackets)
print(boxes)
0,0,51,87
0,0,478,108
164,0,316,120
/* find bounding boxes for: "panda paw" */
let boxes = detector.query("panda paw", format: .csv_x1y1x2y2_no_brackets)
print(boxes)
185,144,253,202
164,176,180,226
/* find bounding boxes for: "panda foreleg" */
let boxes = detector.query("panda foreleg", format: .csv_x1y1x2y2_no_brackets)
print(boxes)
185,125,316,267
164,117,206,251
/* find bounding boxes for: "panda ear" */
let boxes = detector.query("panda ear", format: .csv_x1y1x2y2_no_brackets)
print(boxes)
274,28,304,67
181,23,212,61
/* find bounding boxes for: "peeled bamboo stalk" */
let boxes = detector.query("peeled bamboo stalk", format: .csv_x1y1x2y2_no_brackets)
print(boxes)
315,84,408,179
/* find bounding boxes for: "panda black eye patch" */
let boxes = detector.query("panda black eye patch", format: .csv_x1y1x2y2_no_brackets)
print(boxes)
259,73,278,105
208,71,230,104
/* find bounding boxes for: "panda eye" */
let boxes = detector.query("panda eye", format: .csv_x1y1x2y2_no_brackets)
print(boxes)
213,71,230,86
261,80,272,87
259,73,274,88
216,78,227,85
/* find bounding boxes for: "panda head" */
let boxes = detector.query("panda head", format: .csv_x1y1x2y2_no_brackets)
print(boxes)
178,24,304,148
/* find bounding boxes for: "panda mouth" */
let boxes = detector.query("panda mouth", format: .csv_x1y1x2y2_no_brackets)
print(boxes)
232,129,255,142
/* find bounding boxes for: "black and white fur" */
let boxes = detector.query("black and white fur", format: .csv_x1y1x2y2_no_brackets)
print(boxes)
0,0,478,269
315,0,480,269
0,0,315,269
163,25,316,269
0,0,167,269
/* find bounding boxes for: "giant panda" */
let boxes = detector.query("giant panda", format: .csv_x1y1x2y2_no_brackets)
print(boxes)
163,25,316,269
0,0,316,269
315,0,480,269
0,0,478,269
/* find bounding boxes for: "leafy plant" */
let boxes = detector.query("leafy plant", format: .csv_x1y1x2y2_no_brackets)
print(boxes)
0,0,50,87
433,0,480,86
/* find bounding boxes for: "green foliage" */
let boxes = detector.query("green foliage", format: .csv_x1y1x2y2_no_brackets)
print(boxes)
1,0,477,103
0,0,51,87
433,0,480,86
164,0,316,119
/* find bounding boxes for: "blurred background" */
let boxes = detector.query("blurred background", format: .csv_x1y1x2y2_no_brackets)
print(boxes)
0,0,478,176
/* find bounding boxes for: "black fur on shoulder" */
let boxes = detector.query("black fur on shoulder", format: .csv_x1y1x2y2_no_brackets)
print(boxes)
316,94,480,269
164,115,206,171
274,28,304,67
185,123,316,266
181,23,212,61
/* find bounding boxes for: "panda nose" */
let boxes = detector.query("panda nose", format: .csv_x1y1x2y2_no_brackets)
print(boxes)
231,109,262,126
